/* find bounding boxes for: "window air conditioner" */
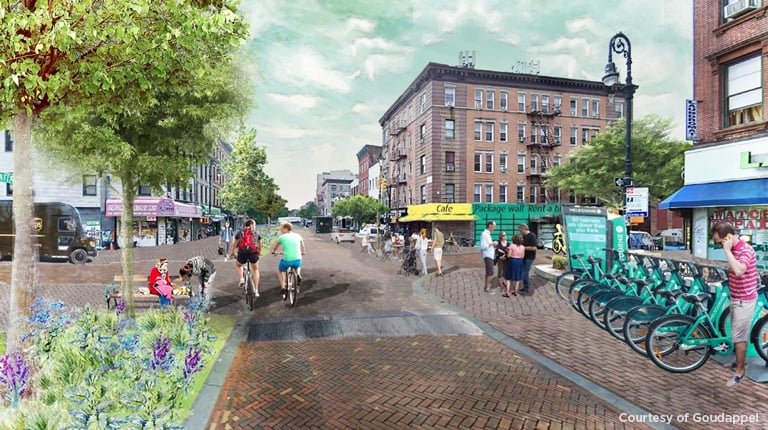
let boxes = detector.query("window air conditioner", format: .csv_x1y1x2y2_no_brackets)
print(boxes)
724,0,759,19
519,137,526,143
500,167,508,173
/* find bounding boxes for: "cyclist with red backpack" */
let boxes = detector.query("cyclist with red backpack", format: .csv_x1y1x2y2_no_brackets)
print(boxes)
230,219,262,298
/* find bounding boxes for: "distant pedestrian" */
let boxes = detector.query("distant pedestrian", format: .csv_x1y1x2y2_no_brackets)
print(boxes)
505,234,525,297
480,221,498,293
220,221,234,261
495,232,510,291
432,226,445,276
415,228,430,276
518,224,537,294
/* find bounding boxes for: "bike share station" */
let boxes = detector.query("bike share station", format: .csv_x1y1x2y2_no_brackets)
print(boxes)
560,205,768,383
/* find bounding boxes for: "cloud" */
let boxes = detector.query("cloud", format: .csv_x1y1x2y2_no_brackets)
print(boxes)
351,103,371,113
267,93,320,109
346,17,376,34
258,126,314,140
266,45,361,94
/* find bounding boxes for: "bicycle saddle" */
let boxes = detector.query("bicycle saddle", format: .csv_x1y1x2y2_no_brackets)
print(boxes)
629,278,651,288
587,256,603,264
656,289,682,299
681,293,710,304
572,253,584,259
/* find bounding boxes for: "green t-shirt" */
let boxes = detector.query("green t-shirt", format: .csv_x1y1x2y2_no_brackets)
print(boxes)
278,231,303,261
433,230,445,248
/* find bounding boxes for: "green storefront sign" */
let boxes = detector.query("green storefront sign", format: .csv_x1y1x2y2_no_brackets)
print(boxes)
561,206,608,271
0,172,12,184
472,203,561,242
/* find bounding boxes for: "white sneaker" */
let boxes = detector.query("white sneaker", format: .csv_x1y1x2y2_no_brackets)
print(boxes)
254,289,260,298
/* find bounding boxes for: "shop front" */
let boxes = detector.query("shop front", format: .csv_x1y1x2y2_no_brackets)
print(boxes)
106,198,202,247
471,203,562,245
398,203,475,238
660,137,768,269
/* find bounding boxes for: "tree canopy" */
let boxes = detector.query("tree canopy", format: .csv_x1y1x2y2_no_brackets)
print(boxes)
297,202,321,220
545,115,690,208
331,194,388,227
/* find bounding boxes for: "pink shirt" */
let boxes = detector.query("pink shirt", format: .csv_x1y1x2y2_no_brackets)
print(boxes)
728,239,758,301
508,243,525,259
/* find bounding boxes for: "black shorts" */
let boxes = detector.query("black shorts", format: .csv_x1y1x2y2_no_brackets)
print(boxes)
236,252,260,265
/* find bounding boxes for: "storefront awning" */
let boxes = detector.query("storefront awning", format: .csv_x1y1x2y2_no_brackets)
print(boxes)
398,203,476,222
659,178,768,209
106,198,202,218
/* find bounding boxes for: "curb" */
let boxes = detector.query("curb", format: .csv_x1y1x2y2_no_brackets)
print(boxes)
411,270,678,430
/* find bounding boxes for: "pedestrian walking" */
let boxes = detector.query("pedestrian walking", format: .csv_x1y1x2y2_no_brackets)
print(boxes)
504,234,525,297
712,222,758,388
415,228,430,276
480,221,498,293
220,221,234,261
432,226,445,276
518,224,537,294
495,232,510,290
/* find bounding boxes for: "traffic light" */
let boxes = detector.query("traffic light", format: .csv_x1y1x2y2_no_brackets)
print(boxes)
381,178,387,189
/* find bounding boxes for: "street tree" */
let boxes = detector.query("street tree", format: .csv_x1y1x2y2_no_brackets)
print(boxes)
297,202,321,220
36,62,249,315
219,129,286,220
0,0,247,348
331,194,388,228
545,115,690,208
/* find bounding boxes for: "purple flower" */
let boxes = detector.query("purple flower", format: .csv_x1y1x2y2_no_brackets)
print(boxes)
183,310,196,326
115,299,126,316
150,333,174,372
0,351,30,406
182,347,203,380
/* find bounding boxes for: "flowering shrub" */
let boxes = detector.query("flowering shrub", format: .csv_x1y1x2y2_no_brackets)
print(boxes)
0,298,217,429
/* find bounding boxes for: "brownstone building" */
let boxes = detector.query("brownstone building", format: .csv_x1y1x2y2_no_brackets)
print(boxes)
378,62,621,216
660,0,768,267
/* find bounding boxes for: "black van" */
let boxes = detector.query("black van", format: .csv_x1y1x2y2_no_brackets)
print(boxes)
0,201,98,264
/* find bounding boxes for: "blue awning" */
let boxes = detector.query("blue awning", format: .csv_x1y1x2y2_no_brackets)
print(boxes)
659,178,768,209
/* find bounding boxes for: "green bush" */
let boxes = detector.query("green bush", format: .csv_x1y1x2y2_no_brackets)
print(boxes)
552,256,568,271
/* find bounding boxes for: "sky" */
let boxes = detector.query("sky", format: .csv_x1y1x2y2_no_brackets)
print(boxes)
237,0,693,209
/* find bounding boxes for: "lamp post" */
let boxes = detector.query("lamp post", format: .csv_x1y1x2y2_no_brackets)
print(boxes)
602,32,637,216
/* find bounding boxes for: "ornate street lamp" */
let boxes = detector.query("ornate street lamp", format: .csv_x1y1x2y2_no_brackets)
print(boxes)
603,32,638,214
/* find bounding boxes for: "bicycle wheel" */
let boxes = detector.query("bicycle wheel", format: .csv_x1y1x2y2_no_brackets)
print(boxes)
568,279,601,312
245,274,255,311
555,271,580,301
588,290,625,329
604,296,645,340
646,314,711,373
750,314,768,363
623,304,666,356
553,239,564,254
287,270,297,307
576,283,610,317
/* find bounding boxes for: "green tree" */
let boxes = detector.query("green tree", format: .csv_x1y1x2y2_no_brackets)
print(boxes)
297,202,321,220
545,115,690,208
331,194,388,227
219,129,286,219
0,0,247,348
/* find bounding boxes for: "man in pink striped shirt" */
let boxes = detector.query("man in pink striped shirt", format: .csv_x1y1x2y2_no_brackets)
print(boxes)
712,222,758,388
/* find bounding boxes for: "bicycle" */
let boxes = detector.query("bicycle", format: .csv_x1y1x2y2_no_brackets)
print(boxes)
551,223,565,255
275,252,300,307
242,259,257,311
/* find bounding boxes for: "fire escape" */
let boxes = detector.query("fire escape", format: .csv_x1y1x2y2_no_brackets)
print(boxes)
526,102,560,203
388,119,407,209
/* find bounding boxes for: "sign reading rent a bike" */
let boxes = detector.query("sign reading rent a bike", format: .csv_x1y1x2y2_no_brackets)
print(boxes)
561,205,608,271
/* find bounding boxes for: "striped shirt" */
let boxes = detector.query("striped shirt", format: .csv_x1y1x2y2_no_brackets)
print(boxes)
728,239,758,301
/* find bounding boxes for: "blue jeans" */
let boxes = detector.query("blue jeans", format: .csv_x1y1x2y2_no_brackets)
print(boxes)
522,258,535,291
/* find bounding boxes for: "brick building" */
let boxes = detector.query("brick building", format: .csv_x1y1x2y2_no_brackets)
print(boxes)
661,0,768,268
378,61,621,219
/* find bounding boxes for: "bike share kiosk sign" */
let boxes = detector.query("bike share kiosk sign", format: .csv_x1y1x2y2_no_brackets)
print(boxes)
561,206,608,271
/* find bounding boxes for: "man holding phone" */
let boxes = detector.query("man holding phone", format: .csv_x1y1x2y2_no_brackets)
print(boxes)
711,222,758,388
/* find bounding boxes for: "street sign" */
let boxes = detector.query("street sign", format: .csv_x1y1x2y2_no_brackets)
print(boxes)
614,177,623,187
685,99,697,141
0,172,12,184
626,187,649,217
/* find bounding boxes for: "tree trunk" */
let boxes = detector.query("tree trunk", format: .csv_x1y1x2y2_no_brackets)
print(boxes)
7,110,37,352
120,182,137,317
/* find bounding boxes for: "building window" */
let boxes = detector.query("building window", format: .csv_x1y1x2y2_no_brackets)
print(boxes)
570,98,577,116
485,123,494,141
592,100,600,118
139,185,152,196
570,126,578,146
553,126,562,145
445,119,455,139
419,92,427,113
445,183,455,203
474,153,482,172
474,121,482,141
518,124,526,143
530,156,537,174
485,184,493,203
420,124,426,144
726,54,762,127
499,184,507,203
518,93,526,111
445,87,455,106
3,130,12,152
582,128,590,145
474,89,483,109
542,95,550,113
473,184,482,202
485,153,493,173
500,91,509,111
500,153,508,171
529,186,537,203
500,123,508,142
517,155,525,173
554,154,562,167
445,151,455,172
486,90,494,110
420,155,426,174
420,185,426,204
82,175,97,196
517,185,524,202
569,190,577,204
530,125,538,144
615,101,624,118
554,96,562,113
582,98,589,117
531,94,539,111
6,183,12,196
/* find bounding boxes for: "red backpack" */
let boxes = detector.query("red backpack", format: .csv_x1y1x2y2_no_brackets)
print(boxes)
238,227,259,253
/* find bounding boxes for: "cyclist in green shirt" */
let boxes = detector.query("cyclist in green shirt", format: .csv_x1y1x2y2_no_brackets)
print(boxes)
270,222,306,293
